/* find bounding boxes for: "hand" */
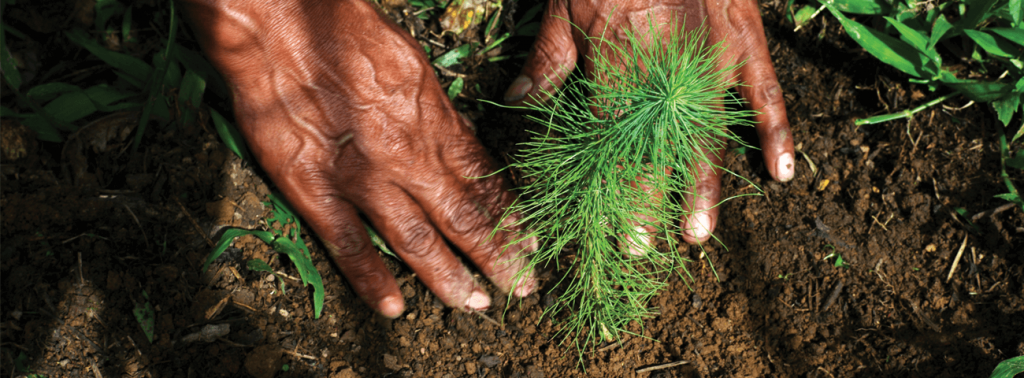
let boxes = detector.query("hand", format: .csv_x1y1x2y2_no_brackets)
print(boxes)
504,0,795,243
181,0,536,318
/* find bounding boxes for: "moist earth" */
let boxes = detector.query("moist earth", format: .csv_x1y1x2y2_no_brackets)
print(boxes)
2,0,1022,377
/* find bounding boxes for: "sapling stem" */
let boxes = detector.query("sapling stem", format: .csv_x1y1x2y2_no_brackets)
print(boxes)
498,16,758,357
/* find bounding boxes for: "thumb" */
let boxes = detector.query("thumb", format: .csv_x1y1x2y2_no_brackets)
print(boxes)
504,1,577,105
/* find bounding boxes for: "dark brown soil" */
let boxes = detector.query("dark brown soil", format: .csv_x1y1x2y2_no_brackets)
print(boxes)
2,1,1022,378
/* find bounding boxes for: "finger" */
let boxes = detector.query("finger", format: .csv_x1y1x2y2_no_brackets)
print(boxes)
707,0,795,182
504,0,576,105
362,188,492,312
270,183,406,318
620,165,672,256
680,146,724,244
421,136,537,297
313,200,406,318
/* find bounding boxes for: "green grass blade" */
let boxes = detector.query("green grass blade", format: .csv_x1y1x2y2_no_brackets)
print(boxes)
172,44,230,99
433,42,475,67
132,290,156,343
447,76,464,100
825,5,931,78
209,108,251,160
132,1,179,153
247,258,273,272
123,5,134,43
883,16,929,52
42,90,98,127
993,93,1022,127
989,355,1024,378
965,29,1022,58
957,0,999,32
999,125,1024,213
270,237,324,318
940,77,1013,102
177,70,206,127
205,228,270,272
26,82,81,103
814,0,890,15
20,116,64,142
986,28,1024,48
1,21,22,90
929,15,955,50
855,91,961,125
65,28,152,86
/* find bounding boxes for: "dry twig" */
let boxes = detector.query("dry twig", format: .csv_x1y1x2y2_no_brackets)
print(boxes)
946,234,969,283
636,360,690,373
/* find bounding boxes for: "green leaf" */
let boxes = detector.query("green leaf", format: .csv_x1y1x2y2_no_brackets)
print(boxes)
122,5,134,43
20,117,64,142
515,3,543,30
209,108,251,161
205,228,275,272
794,5,818,27
0,105,23,118
433,43,475,68
132,290,156,343
986,28,1024,48
826,6,930,78
172,44,229,99
1007,150,1024,169
965,29,1021,58
994,93,1022,127
247,258,273,272
994,192,1021,201
177,70,206,127
0,23,22,90
942,79,1013,102
956,0,998,31
95,0,125,33
65,28,152,86
26,83,81,103
270,237,324,318
447,76,464,101
884,17,929,52
989,355,1024,378
929,15,955,50
42,91,97,127
814,0,890,14
83,84,134,107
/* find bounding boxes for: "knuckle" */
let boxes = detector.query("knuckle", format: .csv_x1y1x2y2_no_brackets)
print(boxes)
444,199,493,244
758,82,785,108
329,223,368,259
394,217,439,258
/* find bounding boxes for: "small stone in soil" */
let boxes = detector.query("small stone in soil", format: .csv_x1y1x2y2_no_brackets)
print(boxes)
479,354,500,368
383,353,402,371
526,364,544,378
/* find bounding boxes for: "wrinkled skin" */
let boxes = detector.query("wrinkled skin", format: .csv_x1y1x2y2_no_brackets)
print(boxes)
179,0,793,318
505,0,796,244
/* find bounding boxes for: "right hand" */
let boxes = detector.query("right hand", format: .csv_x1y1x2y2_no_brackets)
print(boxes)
180,0,536,318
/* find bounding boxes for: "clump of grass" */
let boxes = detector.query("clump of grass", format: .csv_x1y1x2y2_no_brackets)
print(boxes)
205,193,325,319
498,17,757,356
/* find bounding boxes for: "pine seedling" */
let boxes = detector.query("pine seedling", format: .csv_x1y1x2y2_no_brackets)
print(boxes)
499,17,758,357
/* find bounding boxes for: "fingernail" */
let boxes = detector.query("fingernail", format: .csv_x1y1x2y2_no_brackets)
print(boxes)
626,226,651,256
504,75,533,103
378,295,405,319
776,152,795,182
466,289,491,310
684,212,712,240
